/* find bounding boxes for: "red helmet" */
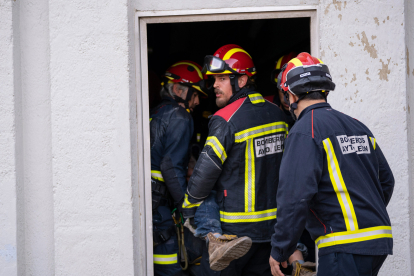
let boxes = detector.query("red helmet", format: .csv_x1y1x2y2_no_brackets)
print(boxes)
163,61,208,97
271,52,297,84
202,44,256,77
280,52,335,95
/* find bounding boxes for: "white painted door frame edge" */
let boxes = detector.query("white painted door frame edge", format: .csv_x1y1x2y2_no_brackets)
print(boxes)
134,6,320,275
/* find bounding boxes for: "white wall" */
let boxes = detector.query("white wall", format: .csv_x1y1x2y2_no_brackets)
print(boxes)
320,0,410,274
0,0,19,275
0,0,412,275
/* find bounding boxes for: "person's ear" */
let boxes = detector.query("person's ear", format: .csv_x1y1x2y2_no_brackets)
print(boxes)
172,83,182,97
238,75,248,88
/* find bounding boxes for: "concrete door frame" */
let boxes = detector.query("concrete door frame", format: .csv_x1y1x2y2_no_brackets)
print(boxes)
134,6,319,275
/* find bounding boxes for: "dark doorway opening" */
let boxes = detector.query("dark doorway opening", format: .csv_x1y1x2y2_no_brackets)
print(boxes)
147,17,311,154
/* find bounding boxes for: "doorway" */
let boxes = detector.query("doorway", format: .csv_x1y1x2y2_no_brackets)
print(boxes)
135,8,318,275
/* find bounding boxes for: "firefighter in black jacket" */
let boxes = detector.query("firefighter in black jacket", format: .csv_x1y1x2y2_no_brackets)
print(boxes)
151,61,207,276
182,44,288,275
269,53,394,276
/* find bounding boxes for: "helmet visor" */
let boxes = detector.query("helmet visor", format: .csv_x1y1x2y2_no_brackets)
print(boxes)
202,55,230,74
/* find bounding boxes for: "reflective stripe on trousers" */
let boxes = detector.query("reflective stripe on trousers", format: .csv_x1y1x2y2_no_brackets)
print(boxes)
315,226,392,249
153,253,178,265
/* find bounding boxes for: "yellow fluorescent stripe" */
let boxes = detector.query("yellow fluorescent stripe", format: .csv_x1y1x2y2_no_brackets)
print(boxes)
245,141,249,212
235,122,287,143
323,138,358,231
151,170,164,182
182,194,202,209
250,139,256,211
220,208,277,223
276,56,284,69
172,62,203,79
223,48,252,60
153,253,178,265
289,58,303,67
205,136,227,164
370,137,376,150
149,118,153,122
317,234,393,249
317,58,324,64
315,226,392,249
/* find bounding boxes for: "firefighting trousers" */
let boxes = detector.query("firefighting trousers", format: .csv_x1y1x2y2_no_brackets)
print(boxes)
153,206,182,276
318,252,387,276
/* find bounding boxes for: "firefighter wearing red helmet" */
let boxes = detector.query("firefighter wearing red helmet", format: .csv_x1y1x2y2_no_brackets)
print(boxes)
182,44,289,275
269,53,394,276
266,52,298,129
151,60,207,276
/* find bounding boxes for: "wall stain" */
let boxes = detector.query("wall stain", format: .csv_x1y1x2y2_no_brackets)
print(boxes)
379,58,391,81
407,47,410,75
360,31,378,59
371,35,377,40
350,74,356,83
367,77,371,81
345,83,348,87
374,17,380,26
365,68,369,75
338,14,342,20
383,19,385,23
356,33,361,40
387,16,389,20
349,41,354,47
324,3,331,15
321,50,325,58
325,1,346,15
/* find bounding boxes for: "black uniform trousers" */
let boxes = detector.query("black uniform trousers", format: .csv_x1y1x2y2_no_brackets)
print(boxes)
318,253,387,276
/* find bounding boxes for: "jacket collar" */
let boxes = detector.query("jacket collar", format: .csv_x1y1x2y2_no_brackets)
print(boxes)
297,102,331,121
227,87,256,105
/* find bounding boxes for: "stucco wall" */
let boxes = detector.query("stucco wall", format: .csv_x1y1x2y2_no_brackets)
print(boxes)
0,0,19,275
0,0,412,275
319,0,410,275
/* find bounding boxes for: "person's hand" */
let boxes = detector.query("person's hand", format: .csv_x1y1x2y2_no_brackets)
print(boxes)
269,255,287,276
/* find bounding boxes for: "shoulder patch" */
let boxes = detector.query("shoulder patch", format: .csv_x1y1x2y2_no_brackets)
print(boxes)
214,97,246,122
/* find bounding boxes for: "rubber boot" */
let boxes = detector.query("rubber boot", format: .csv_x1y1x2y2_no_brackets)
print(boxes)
206,232,252,271
291,261,317,276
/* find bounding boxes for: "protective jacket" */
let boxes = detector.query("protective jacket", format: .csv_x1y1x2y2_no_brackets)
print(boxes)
271,102,394,262
264,95,295,129
183,88,288,242
150,97,193,209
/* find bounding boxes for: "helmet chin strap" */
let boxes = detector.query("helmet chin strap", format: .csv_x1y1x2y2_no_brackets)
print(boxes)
285,92,307,121
229,75,241,95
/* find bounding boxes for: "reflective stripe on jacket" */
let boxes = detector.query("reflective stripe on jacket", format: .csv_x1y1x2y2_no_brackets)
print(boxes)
271,102,394,262
184,88,287,242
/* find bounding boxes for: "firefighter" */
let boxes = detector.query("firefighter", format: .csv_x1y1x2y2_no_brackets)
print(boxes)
182,44,288,275
151,60,207,276
269,53,394,276
265,52,297,129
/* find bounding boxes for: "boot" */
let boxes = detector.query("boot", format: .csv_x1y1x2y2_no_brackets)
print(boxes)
291,261,317,276
207,232,252,271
